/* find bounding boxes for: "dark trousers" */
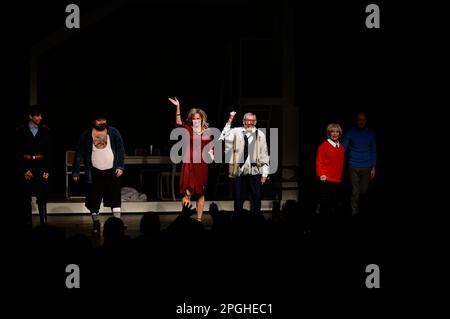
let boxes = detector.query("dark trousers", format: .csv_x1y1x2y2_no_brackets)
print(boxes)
319,180,341,217
233,174,262,214
85,167,121,213
316,180,345,234
348,167,371,212
20,174,48,227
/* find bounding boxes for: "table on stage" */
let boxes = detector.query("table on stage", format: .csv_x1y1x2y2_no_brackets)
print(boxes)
125,155,177,200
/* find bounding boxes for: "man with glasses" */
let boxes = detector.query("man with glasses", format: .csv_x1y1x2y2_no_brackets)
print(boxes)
220,111,270,214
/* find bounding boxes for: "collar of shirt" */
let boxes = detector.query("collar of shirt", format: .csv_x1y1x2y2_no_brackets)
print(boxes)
327,138,340,148
241,127,257,145
28,122,39,135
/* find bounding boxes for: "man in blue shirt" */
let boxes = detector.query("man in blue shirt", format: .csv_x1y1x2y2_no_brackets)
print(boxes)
343,112,376,216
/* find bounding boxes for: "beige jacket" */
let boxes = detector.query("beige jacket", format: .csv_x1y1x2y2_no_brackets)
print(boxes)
220,125,270,178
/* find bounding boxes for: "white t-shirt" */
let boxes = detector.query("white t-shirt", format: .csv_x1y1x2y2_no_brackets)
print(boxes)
92,134,114,170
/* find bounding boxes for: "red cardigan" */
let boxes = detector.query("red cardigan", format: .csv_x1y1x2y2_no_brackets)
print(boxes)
316,140,345,183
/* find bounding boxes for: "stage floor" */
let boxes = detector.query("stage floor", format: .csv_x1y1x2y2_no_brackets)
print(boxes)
31,211,275,245
29,199,279,244
31,199,277,214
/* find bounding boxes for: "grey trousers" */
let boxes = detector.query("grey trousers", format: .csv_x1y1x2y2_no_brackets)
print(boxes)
349,166,371,212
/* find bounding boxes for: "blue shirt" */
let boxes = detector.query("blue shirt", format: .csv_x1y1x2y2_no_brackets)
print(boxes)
29,122,38,136
343,126,376,168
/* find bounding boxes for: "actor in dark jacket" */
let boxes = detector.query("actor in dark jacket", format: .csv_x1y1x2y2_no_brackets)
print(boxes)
15,105,52,227
72,111,125,234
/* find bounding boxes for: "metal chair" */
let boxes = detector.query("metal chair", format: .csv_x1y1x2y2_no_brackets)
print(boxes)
65,150,85,199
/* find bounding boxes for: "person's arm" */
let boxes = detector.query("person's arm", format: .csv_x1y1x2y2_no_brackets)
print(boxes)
370,131,377,179
316,143,327,181
206,132,215,161
168,97,183,126
342,129,350,152
16,127,34,179
226,111,236,126
219,111,236,141
114,128,125,177
219,111,237,160
258,130,270,184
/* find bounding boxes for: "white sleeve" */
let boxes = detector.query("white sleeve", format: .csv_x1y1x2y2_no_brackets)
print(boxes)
219,123,233,141
220,124,236,154
261,164,269,177
258,130,270,177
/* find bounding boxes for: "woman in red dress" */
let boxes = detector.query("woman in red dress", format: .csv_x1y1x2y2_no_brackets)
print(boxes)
168,97,213,222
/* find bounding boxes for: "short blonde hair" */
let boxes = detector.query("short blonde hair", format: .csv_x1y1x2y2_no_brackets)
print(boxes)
326,123,342,137
186,108,209,129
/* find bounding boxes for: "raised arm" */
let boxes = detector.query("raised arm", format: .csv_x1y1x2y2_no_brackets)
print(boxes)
219,111,236,141
168,97,183,126
226,111,236,126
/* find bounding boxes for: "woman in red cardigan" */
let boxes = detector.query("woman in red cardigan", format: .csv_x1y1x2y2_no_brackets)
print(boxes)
316,123,345,217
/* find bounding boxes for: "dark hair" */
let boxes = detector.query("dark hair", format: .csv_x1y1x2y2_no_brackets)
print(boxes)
28,105,42,117
91,109,109,121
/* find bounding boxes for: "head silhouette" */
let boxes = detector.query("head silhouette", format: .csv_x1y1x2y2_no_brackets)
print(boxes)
140,212,161,236
103,217,125,242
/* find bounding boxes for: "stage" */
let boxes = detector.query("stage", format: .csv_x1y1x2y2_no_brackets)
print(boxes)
31,199,278,214
29,202,277,243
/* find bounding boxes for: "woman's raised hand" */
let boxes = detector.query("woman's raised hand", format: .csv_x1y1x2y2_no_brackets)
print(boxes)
168,97,180,108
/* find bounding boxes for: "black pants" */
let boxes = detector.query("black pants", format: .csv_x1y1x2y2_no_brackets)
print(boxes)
233,174,262,214
318,180,341,218
85,168,121,213
20,171,48,227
